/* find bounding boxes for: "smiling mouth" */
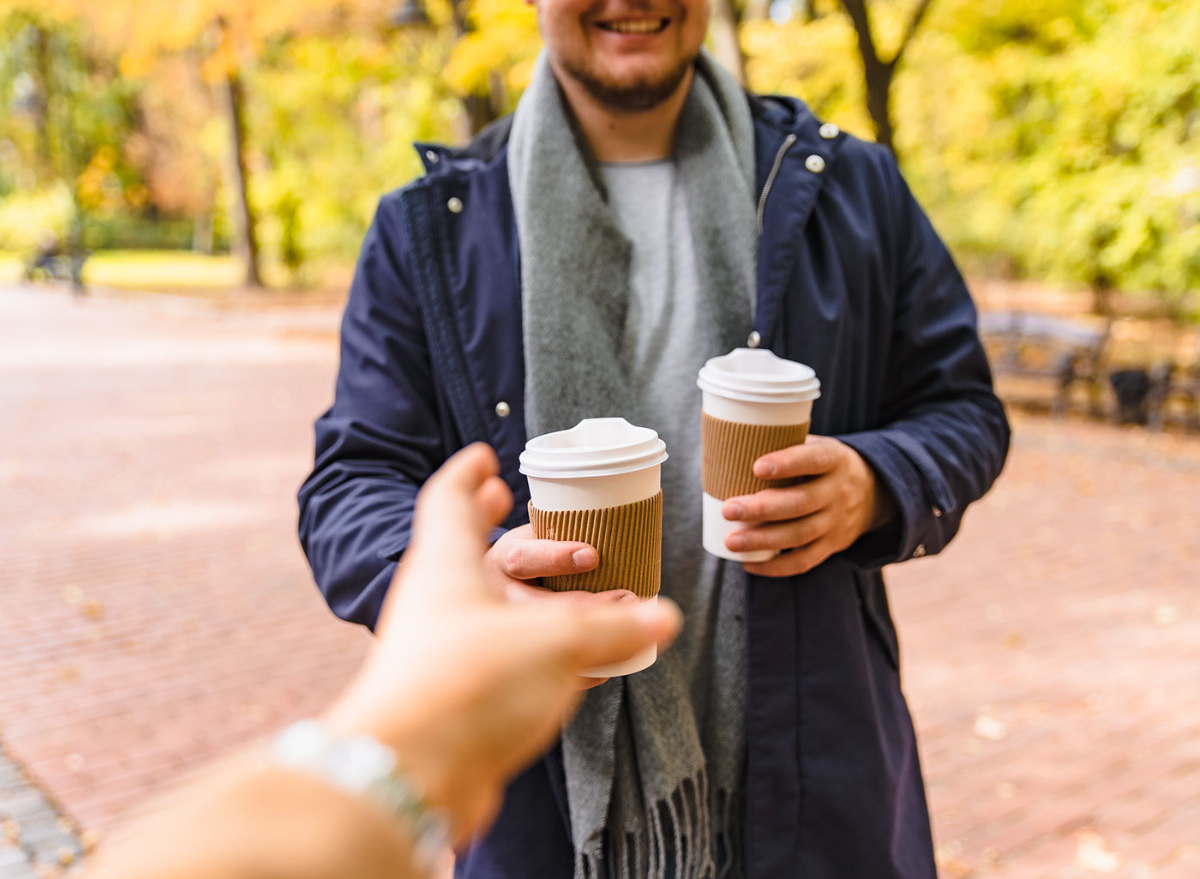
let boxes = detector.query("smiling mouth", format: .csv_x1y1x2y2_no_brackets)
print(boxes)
596,18,670,34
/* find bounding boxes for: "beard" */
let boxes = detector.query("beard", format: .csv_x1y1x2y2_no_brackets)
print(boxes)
556,50,696,113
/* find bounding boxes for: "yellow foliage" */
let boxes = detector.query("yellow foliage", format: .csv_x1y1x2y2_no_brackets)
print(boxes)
444,0,540,97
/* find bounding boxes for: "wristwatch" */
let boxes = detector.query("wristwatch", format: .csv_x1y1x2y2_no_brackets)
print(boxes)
270,719,450,873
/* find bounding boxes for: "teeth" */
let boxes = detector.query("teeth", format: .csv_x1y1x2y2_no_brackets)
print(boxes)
603,18,665,34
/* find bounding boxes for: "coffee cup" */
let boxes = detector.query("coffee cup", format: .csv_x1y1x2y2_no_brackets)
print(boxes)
697,348,821,563
519,417,667,677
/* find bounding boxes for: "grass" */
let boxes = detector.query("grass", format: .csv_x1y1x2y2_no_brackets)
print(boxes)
0,251,22,283
2,249,352,306
83,250,245,290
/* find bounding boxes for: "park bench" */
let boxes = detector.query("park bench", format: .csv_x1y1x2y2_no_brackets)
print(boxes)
1148,338,1200,431
978,310,1110,417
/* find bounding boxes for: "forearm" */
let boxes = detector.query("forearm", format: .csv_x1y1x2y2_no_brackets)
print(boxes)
299,467,420,630
86,752,423,879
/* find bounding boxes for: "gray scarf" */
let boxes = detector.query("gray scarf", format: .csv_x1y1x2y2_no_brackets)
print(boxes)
508,51,757,879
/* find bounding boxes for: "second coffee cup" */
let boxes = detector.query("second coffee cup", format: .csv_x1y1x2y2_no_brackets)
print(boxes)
697,348,821,563
519,417,667,677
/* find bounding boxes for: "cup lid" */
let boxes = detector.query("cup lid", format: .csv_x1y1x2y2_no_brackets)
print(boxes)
519,417,668,479
697,348,821,404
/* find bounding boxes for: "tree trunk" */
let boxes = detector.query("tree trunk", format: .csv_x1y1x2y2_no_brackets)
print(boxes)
217,59,262,288
710,0,746,85
31,25,54,180
448,1,500,137
861,59,896,152
839,0,936,153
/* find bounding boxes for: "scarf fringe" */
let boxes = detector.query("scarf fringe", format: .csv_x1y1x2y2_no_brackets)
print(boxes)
574,771,744,879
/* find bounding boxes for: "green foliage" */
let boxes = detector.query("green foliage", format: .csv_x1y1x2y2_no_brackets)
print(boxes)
247,32,461,268
750,0,1200,306
0,184,72,251
1,0,1197,306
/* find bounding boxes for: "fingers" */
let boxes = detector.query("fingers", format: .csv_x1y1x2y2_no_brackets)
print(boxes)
400,445,509,609
499,537,599,581
752,435,841,481
742,539,835,578
725,510,832,554
502,582,636,607
556,597,683,671
722,478,833,523
474,474,514,530
415,444,506,544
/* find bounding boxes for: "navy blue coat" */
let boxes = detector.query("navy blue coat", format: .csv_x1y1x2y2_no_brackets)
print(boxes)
298,93,1010,879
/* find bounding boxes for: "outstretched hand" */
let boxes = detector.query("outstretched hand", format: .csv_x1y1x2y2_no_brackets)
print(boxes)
323,444,682,845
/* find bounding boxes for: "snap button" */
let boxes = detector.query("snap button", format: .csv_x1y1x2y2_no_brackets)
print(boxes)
425,150,439,164
913,544,926,558
805,155,826,173
494,401,511,418
447,197,463,213
819,123,840,140
747,330,761,348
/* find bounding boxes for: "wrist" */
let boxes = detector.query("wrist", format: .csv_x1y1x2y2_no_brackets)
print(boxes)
869,478,897,531
320,702,490,846
270,719,451,871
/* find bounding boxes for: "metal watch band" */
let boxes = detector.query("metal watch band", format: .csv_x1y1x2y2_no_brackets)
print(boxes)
270,719,450,873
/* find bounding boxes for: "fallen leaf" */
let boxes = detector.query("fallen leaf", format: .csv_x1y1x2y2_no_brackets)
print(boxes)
974,713,1009,741
934,844,972,879
1154,605,1179,626
1075,829,1120,873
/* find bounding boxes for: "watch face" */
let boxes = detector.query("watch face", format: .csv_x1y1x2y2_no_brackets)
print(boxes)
330,736,397,793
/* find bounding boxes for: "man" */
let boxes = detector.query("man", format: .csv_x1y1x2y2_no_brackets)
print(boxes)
298,0,1010,876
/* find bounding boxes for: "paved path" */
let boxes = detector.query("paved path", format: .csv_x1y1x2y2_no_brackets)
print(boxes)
1,284,1197,878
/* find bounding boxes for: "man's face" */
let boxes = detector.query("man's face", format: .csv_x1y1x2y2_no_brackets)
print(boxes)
533,0,709,112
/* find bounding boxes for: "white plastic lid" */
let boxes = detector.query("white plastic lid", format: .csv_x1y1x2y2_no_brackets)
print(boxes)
696,348,821,404
519,417,668,479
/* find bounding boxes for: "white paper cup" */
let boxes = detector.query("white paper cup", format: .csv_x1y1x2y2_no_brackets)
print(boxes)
520,417,668,677
697,349,821,563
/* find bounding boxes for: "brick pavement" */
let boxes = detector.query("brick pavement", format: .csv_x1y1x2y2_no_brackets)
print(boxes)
1,283,1198,878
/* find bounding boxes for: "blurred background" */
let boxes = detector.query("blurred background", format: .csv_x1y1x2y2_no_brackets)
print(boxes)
0,0,1197,877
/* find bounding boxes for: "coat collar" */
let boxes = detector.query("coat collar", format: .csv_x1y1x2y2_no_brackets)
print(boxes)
748,95,847,347
413,91,847,347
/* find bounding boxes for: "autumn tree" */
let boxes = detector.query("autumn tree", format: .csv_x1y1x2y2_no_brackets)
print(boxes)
838,0,936,152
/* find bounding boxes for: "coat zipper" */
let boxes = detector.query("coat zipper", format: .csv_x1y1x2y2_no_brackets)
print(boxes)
757,133,797,235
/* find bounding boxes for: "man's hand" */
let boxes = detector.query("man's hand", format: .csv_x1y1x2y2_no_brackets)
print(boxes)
722,435,895,578
486,525,637,689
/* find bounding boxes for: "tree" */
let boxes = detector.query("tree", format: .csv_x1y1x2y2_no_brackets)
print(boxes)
16,0,402,287
212,18,261,286
710,0,747,84
838,0,935,151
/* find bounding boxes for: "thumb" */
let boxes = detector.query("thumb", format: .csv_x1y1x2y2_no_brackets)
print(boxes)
554,598,683,673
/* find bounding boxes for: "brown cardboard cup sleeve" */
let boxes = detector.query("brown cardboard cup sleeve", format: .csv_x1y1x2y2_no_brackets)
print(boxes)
527,491,662,599
701,412,811,500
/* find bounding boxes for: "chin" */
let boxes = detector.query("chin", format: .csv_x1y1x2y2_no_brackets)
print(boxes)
568,52,695,112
